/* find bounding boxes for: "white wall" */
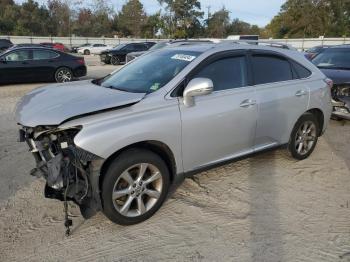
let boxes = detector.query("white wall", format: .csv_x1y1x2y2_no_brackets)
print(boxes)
2,35,350,50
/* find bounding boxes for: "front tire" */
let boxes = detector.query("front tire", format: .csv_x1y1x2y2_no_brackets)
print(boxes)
288,113,319,160
102,149,170,225
84,49,90,55
111,56,121,65
54,67,73,83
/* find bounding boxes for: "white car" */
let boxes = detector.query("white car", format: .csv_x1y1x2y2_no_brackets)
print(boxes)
77,44,113,55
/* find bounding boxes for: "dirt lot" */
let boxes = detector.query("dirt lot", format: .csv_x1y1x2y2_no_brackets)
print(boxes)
0,60,350,262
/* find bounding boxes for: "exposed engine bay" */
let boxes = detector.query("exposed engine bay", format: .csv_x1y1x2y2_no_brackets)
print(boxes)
332,84,350,120
19,126,104,235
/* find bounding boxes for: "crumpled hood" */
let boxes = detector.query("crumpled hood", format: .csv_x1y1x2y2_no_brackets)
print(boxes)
15,80,146,127
320,68,350,85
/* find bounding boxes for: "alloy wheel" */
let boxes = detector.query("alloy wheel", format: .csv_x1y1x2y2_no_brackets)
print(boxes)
56,68,72,83
294,120,317,156
112,163,163,217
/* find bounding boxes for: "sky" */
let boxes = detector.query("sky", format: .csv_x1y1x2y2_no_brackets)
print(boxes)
15,0,286,27
114,0,286,26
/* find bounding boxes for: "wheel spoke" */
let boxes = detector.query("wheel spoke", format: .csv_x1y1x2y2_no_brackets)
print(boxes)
137,197,146,215
112,188,130,200
120,171,134,185
144,189,160,199
137,163,148,181
297,142,303,153
144,172,161,185
120,196,134,215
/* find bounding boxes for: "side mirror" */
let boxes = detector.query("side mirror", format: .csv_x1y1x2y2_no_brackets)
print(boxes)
0,57,6,63
183,78,214,107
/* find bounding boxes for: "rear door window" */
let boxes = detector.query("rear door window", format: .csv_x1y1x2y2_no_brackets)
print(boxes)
33,50,58,60
252,55,293,85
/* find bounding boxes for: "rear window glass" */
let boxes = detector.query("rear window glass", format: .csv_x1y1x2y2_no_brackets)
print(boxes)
252,55,293,85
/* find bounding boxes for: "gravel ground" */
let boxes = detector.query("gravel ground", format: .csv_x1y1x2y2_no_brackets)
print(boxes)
0,60,349,262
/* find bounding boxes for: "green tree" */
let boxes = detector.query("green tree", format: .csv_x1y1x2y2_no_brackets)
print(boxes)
158,0,204,38
117,0,147,37
206,7,230,38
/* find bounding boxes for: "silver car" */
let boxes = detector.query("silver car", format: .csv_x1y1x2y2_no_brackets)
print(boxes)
16,43,332,228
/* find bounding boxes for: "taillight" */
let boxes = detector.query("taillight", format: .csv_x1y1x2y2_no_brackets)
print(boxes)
76,58,85,65
324,78,333,89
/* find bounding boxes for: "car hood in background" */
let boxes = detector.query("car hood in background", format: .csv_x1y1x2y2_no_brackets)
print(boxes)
15,80,146,127
320,68,350,85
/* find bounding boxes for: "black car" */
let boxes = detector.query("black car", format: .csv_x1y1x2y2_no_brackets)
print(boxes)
125,40,214,63
0,39,13,52
305,45,330,60
312,45,350,120
0,47,87,84
100,42,154,65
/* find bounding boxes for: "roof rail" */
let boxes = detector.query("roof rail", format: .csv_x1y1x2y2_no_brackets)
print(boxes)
220,40,297,50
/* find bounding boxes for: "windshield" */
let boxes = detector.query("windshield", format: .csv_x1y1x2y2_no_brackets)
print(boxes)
99,49,201,93
149,42,168,51
113,44,126,50
312,49,350,69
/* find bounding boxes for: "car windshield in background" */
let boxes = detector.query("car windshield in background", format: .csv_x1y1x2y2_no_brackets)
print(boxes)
100,50,201,93
149,42,168,51
312,49,350,69
113,44,126,50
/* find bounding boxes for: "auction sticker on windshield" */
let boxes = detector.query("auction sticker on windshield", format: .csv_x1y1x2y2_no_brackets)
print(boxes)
171,54,197,62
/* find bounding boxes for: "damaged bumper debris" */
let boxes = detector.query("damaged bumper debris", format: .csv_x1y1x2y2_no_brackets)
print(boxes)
332,84,350,120
19,125,104,235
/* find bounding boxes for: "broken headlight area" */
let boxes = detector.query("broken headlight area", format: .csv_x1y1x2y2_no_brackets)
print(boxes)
19,125,104,235
332,84,350,119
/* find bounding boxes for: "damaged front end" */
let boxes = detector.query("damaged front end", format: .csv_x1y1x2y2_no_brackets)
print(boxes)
19,125,104,234
332,84,350,120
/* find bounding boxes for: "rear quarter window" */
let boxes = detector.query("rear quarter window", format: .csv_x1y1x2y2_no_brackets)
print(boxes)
291,61,312,79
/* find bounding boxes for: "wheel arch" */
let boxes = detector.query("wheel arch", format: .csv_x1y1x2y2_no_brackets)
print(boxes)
99,140,177,191
306,108,325,136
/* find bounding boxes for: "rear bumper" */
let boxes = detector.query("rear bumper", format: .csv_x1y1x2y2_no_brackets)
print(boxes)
100,54,111,64
73,66,87,77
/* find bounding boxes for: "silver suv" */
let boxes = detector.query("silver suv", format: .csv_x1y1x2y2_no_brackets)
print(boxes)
16,43,332,227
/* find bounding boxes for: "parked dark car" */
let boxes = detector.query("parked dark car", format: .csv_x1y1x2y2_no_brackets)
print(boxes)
100,42,153,65
125,40,214,63
305,45,330,60
71,43,90,53
0,39,13,52
312,45,350,120
0,46,87,84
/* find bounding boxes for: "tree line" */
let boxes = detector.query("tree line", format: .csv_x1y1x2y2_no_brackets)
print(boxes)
0,0,262,38
0,0,349,39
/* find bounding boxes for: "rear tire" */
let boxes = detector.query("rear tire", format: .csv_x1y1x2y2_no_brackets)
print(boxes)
84,49,90,55
54,67,73,83
111,56,121,65
288,113,319,160
102,149,170,225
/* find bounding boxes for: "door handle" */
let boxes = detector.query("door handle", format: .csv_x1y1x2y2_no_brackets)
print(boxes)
240,99,257,108
295,90,307,97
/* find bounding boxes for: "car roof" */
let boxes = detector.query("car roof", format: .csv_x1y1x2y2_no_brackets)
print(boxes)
166,42,298,54
2,46,61,53
328,44,350,49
